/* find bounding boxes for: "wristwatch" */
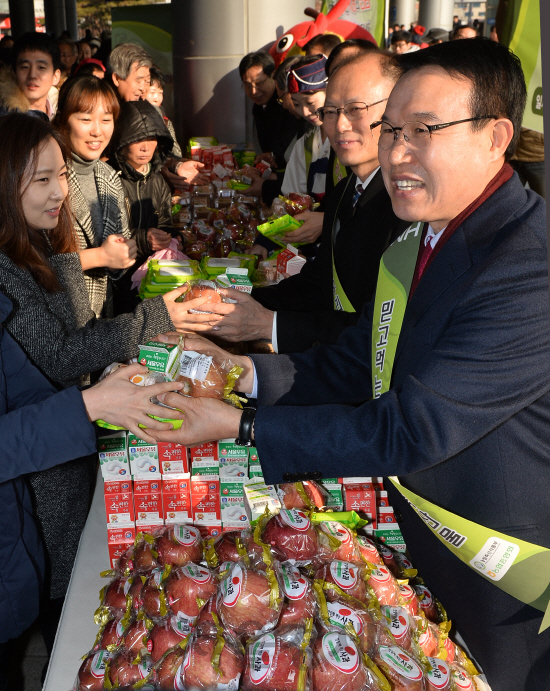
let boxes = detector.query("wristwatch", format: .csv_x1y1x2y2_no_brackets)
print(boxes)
235,408,256,447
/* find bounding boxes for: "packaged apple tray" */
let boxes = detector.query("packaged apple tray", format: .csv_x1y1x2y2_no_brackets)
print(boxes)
72,479,489,691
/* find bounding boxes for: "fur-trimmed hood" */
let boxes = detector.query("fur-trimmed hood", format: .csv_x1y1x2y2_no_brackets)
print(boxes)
0,65,30,113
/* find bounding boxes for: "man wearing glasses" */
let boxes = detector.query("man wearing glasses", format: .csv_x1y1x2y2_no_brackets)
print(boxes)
153,40,550,689
194,51,408,352
239,51,301,173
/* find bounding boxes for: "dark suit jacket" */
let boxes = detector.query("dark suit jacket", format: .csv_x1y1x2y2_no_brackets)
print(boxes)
253,171,409,353
251,174,550,689
253,92,302,170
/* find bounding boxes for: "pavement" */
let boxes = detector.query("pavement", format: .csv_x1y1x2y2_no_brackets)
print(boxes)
5,624,48,691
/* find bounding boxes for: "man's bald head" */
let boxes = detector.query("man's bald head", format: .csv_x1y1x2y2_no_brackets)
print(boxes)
322,51,399,180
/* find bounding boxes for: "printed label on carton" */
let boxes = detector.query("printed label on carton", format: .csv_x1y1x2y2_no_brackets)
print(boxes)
191,476,220,521
217,268,253,293
344,483,376,515
104,490,135,525
128,435,159,475
322,483,343,511
219,456,248,479
220,479,249,525
98,431,129,479
134,492,163,522
194,521,222,538
191,459,220,477
158,442,189,474
374,524,406,553
137,341,182,380
248,464,264,479
190,442,218,461
107,523,136,545
104,479,132,494
243,479,281,525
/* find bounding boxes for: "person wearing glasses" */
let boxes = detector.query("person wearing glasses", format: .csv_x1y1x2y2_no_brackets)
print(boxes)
238,51,301,176
172,50,407,353
152,40,549,690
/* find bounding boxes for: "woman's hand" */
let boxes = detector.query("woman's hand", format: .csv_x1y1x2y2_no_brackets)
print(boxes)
175,160,209,184
245,244,268,260
253,152,277,169
284,211,324,244
81,363,185,443
79,235,137,271
147,227,172,252
162,286,224,332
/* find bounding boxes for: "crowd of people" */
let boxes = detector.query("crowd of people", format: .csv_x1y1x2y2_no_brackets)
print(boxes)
0,18,546,691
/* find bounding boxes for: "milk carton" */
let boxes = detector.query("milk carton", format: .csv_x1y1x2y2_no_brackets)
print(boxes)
191,459,220,477
220,478,249,528
137,341,182,380
243,478,281,526
218,440,248,479
127,435,159,475
98,431,129,479
190,442,218,462
191,476,220,522
162,474,192,523
107,523,136,570
104,479,134,525
158,442,189,474
217,267,253,294
133,474,164,526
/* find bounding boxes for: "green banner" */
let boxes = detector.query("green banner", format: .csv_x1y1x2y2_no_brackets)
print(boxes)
371,222,423,398
321,0,387,47
390,479,550,633
501,0,543,133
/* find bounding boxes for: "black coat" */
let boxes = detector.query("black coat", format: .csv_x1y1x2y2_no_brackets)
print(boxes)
251,174,550,690
108,100,177,259
253,91,302,170
253,171,409,352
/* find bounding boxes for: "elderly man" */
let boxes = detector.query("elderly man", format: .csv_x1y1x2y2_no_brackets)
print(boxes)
184,51,408,352
153,39,550,689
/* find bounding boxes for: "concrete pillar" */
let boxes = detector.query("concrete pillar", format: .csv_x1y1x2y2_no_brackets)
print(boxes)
418,0,455,32
388,0,417,29
8,0,35,38
171,0,310,146
44,0,67,37
65,0,79,40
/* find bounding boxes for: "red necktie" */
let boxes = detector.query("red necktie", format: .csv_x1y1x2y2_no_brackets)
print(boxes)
416,236,434,280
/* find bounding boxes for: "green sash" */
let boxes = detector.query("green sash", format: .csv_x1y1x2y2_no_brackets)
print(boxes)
331,176,356,312
333,155,348,186
371,224,550,632
303,130,314,183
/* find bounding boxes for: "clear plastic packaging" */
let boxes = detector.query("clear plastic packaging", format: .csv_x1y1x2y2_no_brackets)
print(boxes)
315,561,368,604
146,615,192,662
367,566,400,607
312,632,380,691
316,521,363,565
218,561,282,638
164,563,217,623
277,561,317,628
155,524,203,568
374,644,425,691
182,633,244,690
262,509,319,563
104,650,154,687
356,536,384,567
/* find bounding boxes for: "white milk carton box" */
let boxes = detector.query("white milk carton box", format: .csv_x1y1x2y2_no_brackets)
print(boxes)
220,478,249,527
127,434,159,475
218,439,248,479
243,478,281,526
98,431,130,480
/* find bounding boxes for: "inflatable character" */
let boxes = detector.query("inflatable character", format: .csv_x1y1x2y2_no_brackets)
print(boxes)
269,0,377,67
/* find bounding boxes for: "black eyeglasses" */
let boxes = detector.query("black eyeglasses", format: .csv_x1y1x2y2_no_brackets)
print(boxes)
371,116,497,151
316,99,389,122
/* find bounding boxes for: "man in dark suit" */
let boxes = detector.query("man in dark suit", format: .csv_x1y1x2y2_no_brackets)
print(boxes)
153,40,550,689
195,52,408,352
239,51,301,171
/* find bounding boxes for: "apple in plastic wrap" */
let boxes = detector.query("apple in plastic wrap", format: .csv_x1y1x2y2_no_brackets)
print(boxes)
77,650,111,690
155,524,203,568
374,645,425,691
413,584,439,622
188,359,226,400
278,483,308,510
321,597,378,658
356,536,383,566
277,562,316,628
195,596,219,637
243,632,303,691
129,576,145,614
141,570,166,620
184,635,243,690
317,521,362,564
262,509,318,562
219,563,281,637
315,561,367,603
367,566,400,606
97,618,124,650
156,649,186,690
165,563,217,619
103,577,130,618
312,633,370,691
108,651,153,686
147,615,192,662
122,617,150,654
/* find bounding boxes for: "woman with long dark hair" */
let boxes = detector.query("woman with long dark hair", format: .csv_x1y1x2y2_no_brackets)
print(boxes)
0,113,217,664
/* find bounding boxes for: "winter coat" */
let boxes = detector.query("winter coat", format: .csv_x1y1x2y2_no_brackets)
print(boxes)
108,100,177,259
67,161,131,318
0,64,52,121
0,290,97,642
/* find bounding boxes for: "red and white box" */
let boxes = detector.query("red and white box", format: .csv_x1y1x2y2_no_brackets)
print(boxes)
376,490,389,509
135,520,164,535
344,482,377,528
107,523,136,569
372,477,385,492
162,474,192,524
194,521,222,538
191,475,220,522
158,442,189,475
339,477,372,484
190,442,218,461
378,506,397,524
133,474,164,525
277,245,306,279
104,479,134,525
